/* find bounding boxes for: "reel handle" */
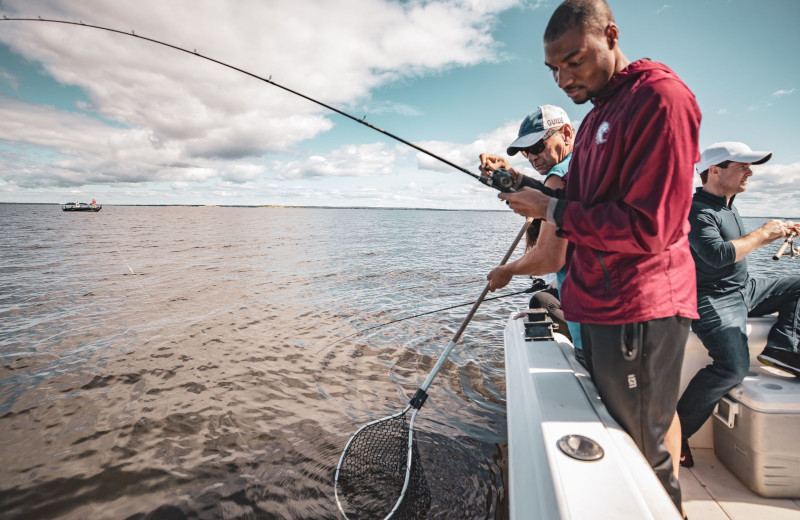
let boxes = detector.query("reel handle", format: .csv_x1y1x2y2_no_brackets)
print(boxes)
773,232,797,260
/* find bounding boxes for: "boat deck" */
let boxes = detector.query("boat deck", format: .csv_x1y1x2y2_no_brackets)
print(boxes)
683,449,800,520
681,317,800,519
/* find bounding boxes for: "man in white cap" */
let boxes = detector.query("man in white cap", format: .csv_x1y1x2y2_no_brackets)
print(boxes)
676,141,800,468
478,104,584,358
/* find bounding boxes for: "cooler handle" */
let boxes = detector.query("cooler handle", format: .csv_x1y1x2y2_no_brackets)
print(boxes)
712,397,739,429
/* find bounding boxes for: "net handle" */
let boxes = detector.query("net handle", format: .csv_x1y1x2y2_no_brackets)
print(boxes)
419,216,534,392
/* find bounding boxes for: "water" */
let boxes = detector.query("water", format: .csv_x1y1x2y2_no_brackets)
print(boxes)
1,205,798,519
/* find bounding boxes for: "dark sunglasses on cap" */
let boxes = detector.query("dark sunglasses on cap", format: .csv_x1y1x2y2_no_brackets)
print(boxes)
521,128,559,158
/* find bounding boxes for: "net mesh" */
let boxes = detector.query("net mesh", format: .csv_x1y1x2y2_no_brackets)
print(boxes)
336,413,431,519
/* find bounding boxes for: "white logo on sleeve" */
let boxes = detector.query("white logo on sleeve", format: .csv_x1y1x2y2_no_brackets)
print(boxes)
596,121,610,145
627,374,637,389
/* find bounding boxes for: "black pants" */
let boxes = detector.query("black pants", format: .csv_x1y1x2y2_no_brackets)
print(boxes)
581,316,689,513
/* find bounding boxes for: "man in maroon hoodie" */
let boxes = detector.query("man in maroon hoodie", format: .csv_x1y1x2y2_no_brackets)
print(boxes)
499,0,701,514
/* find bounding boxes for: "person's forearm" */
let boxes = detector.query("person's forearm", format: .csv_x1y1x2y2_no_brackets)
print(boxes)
731,228,774,262
506,222,567,276
508,246,563,276
731,234,760,263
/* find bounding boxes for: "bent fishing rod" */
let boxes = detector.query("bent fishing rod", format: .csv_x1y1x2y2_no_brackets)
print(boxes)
1,16,560,198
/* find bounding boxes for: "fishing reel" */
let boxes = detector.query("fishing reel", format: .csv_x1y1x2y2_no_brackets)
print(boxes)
480,167,565,199
478,167,517,193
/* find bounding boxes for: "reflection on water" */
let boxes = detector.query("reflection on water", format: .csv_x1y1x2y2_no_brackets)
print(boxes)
1,205,797,519
0,204,528,519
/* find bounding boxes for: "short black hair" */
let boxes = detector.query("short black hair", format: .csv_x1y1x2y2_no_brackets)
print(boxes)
699,161,732,184
715,160,732,170
544,0,614,42
526,219,543,250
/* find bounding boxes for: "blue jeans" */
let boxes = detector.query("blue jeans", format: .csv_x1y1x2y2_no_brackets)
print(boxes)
677,276,800,439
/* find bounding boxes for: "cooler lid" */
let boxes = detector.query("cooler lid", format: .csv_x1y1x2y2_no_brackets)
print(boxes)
727,372,800,413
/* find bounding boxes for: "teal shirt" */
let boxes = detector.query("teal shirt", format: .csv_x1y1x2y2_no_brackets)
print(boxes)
547,154,583,350
544,152,571,185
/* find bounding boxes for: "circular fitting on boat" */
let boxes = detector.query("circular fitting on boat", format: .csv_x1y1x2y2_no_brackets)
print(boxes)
556,435,604,461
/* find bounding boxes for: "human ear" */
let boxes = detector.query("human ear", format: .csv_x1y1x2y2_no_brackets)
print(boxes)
605,24,619,49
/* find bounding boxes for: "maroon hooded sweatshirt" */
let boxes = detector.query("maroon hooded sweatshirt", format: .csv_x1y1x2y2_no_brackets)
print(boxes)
555,59,701,325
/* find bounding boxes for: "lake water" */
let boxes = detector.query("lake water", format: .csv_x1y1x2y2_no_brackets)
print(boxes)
1,204,798,519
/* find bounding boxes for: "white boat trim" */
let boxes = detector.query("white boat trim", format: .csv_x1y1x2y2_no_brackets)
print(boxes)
504,313,800,520
504,315,681,519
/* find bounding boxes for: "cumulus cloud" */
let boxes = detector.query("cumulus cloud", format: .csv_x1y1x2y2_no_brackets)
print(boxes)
412,118,578,180
734,161,800,217
275,143,399,179
415,120,528,172
0,0,514,195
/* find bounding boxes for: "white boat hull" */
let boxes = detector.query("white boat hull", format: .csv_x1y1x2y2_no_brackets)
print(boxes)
503,313,800,519
504,316,682,519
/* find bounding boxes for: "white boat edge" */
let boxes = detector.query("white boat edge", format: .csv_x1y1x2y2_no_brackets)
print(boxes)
504,315,682,519
503,313,800,520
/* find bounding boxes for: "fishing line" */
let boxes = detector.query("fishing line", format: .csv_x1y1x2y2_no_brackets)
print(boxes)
316,278,547,354
1,16,562,197
95,209,154,300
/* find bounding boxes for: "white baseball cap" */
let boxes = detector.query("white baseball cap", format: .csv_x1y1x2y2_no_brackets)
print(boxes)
696,142,772,174
507,105,570,155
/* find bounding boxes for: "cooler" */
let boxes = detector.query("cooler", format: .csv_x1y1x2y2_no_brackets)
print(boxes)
712,371,800,498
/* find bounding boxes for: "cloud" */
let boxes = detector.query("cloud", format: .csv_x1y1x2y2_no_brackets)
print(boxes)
415,120,531,173
655,5,671,14
361,101,424,117
0,0,509,154
275,143,399,179
772,88,796,98
0,0,518,203
735,161,800,217
0,68,19,90
412,117,585,180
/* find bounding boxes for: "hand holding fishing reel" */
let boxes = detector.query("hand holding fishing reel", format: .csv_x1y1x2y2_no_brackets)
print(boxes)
479,167,565,198
478,167,517,192
773,232,799,260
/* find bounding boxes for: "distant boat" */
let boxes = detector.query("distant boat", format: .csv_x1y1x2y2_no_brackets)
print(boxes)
61,202,102,212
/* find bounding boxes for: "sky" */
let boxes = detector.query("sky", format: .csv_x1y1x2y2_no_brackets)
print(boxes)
0,0,799,216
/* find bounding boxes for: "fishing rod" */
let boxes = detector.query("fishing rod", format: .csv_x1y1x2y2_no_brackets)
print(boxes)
773,231,799,260
1,16,560,198
318,278,548,353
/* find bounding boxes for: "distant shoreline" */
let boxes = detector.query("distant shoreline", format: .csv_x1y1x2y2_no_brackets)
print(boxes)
1,202,795,219
0,202,507,213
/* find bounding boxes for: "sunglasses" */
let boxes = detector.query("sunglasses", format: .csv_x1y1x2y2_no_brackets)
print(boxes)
521,128,559,158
